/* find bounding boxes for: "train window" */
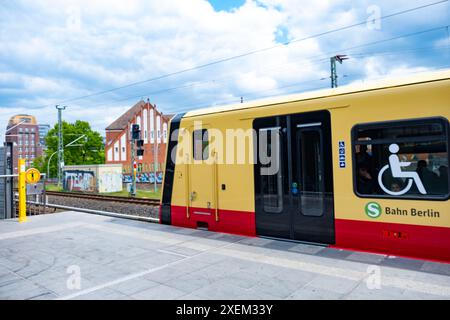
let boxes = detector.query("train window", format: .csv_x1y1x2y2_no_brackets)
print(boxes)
193,129,209,160
298,129,324,216
352,118,449,200
260,128,283,213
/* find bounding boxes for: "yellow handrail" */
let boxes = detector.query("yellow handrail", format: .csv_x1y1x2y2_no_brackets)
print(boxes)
185,154,190,219
213,152,219,222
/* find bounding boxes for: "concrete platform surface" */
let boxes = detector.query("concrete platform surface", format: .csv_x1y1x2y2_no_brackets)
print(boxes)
0,211,449,300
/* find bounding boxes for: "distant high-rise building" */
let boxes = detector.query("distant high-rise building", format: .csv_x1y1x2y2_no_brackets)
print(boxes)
5,115,43,173
38,124,51,149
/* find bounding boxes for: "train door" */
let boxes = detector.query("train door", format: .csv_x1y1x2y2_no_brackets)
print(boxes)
254,111,335,244
188,126,216,216
254,116,291,239
291,113,335,244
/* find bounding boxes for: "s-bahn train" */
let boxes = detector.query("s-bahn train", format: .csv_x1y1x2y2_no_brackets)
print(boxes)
160,70,450,262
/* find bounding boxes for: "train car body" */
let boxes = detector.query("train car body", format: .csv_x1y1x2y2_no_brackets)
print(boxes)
160,70,450,262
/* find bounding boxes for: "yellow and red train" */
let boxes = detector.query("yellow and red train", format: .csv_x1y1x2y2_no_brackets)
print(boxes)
160,70,450,262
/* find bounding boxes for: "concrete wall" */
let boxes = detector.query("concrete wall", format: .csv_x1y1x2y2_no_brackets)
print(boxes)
97,165,122,193
63,164,123,193
63,170,96,192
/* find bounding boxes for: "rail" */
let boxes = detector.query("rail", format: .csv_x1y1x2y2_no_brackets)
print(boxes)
45,191,160,206
23,199,159,223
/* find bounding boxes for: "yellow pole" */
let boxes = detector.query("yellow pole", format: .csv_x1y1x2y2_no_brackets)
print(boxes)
18,158,27,223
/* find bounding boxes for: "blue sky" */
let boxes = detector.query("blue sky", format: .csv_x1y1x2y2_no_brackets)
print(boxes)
208,0,246,11
0,0,449,140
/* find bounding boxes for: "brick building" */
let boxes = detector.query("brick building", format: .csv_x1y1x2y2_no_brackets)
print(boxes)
5,115,43,174
105,100,173,177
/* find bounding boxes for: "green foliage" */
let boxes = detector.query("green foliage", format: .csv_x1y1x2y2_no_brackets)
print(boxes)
32,155,47,175
32,120,105,178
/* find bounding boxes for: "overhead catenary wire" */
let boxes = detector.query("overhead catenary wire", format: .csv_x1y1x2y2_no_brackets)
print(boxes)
26,0,449,109
164,62,450,115
83,26,450,110
82,46,447,112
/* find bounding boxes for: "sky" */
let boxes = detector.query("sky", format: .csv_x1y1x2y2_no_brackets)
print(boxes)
0,0,449,141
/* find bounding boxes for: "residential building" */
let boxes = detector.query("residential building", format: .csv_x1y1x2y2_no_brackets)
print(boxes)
5,115,43,173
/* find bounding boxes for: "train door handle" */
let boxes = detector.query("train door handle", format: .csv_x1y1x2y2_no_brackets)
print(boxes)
190,191,197,201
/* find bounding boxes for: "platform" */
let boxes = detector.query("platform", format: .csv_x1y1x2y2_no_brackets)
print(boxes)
0,211,449,300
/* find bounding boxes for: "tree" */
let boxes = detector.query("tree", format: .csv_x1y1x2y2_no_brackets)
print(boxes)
33,120,105,178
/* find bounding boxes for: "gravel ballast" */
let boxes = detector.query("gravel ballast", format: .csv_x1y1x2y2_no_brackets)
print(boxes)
47,195,159,219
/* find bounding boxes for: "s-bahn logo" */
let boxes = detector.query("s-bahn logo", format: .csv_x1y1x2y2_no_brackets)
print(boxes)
365,202,382,218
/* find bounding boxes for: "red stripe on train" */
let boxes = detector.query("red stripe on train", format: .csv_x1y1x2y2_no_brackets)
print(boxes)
169,206,450,263
170,205,256,236
333,218,450,263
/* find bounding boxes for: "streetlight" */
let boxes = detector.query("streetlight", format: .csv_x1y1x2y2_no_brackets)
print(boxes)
5,119,26,135
4,120,27,147
47,134,87,181
56,105,66,186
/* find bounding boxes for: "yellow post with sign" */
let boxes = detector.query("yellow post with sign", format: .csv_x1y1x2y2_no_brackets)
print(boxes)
18,158,27,223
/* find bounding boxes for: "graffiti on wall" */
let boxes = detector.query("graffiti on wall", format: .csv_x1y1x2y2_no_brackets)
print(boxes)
123,172,163,184
98,171,122,193
64,170,96,192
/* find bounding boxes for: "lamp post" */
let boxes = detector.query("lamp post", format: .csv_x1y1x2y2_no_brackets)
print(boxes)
4,120,26,135
47,151,58,181
47,134,86,183
56,105,66,186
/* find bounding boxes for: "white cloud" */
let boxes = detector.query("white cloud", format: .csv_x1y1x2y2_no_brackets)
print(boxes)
0,0,448,143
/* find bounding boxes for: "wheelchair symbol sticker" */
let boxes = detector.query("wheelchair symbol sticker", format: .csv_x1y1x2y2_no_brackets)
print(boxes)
378,144,427,196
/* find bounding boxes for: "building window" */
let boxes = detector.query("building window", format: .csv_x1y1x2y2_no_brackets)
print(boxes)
193,129,209,160
353,118,449,200
25,128,29,133
18,128,23,133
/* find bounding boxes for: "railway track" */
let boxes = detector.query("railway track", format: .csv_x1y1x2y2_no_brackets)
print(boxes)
45,191,160,206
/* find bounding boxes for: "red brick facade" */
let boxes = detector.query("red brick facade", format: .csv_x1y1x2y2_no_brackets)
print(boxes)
105,100,172,174
5,115,43,174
